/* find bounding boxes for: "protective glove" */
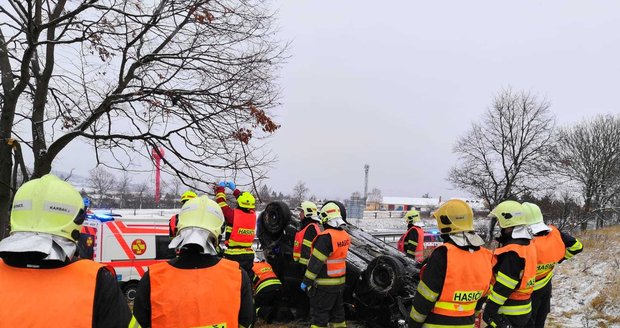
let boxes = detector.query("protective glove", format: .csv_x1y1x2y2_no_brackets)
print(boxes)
225,181,236,191
218,181,227,187
483,311,512,328
300,282,308,292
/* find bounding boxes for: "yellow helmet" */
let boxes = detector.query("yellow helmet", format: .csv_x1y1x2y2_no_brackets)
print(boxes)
177,196,224,238
180,190,197,203
433,199,474,234
404,209,422,226
237,191,255,209
319,202,346,228
300,201,319,219
10,174,85,242
522,202,550,234
490,200,528,228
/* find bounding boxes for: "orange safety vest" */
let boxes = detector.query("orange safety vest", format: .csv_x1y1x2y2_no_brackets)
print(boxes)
320,229,351,277
532,225,565,290
0,259,103,327
227,208,256,248
431,243,493,317
397,226,425,262
252,261,281,294
493,242,537,301
293,222,321,262
149,259,241,328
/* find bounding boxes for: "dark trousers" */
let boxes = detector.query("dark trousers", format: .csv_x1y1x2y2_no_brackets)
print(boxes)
255,286,281,322
309,287,346,327
526,281,552,328
223,252,255,281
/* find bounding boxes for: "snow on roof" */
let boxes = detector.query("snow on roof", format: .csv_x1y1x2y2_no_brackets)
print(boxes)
381,197,487,210
382,197,440,207
448,197,488,210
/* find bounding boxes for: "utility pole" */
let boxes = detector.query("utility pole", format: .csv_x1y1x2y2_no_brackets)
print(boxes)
364,164,369,198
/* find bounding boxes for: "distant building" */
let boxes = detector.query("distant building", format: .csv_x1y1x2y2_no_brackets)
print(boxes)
345,194,366,219
378,197,441,211
370,196,487,212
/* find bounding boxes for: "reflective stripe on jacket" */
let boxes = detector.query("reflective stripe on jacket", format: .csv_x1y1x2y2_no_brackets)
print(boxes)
149,259,241,328
399,225,425,262
252,261,281,294
431,243,493,318
0,259,102,327
322,229,350,278
532,225,566,290
493,243,537,301
293,222,321,264
227,208,256,248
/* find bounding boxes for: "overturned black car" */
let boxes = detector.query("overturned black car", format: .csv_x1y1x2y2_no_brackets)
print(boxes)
257,201,420,327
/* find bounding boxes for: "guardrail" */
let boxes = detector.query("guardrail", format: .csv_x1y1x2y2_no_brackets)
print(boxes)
369,231,403,243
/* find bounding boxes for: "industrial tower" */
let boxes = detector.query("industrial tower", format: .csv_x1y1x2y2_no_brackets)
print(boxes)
364,164,369,198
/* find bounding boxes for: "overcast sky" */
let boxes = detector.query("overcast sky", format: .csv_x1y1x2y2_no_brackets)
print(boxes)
262,0,620,199
54,1,620,200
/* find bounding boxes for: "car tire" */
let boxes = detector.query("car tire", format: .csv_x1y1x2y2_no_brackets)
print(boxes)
123,281,139,303
260,201,292,235
363,255,405,297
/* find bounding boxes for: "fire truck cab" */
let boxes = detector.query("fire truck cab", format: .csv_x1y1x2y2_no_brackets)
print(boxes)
78,217,173,301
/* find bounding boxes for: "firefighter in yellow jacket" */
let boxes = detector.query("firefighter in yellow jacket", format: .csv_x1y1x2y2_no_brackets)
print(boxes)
301,202,351,328
484,200,538,328
522,202,583,328
407,199,493,328
0,174,136,327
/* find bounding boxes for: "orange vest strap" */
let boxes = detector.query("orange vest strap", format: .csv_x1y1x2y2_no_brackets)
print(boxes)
293,223,319,261
432,243,493,317
252,262,278,289
533,225,565,280
398,226,425,261
149,259,241,328
0,259,101,327
494,243,537,300
321,229,350,278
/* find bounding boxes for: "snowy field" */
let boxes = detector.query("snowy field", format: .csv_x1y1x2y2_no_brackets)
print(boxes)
546,225,620,328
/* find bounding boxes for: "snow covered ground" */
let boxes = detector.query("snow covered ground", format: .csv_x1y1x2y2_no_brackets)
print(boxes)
546,225,620,328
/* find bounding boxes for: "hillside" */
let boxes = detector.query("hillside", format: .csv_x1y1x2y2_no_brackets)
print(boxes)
547,225,620,328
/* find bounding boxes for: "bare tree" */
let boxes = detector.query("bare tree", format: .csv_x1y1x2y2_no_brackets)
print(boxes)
367,188,383,203
168,177,182,200
0,0,285,236
551,114,620,230
256,184,272,205
89,167,116,207
448,89,555,240
116,171,132,209
136,182,150,210
289,180,309,208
